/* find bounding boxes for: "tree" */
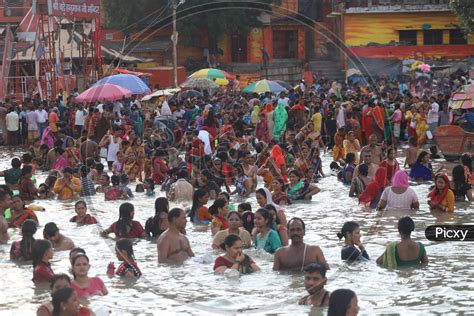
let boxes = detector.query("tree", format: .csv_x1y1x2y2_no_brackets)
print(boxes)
450,0,474,34
103,0,281,47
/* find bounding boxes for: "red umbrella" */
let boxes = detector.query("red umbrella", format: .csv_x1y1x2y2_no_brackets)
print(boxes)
75,83,132,102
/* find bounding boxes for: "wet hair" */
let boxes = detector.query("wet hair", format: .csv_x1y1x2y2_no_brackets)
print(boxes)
21,165,33,177
358,164,369,177
111,175,120,186
238,202,252,213
116,239,135,259
208,198,227,216
287,217,306,231
218,191,230,201
116,203,134,238
43,222,59,239
337,221,359,240
69,247,86,262
398,216,415,236
22,153,33,164
145,197,169,238
345,153,356,164
50,274,71,290
303,262,327,278
18,219,37,261
328,289,357,316
452,165,467,187
75,200,86,210
461,153,472,172
255,188,267,201
32,239,52,267
255,208,273,228
71,253,89,279
241,211,255,233
96,163,104,172
144,178,155,191
52,287,75,316
220,234,241,251
289,169,302,179
189,188,208,222
135,184,145,192
63,167,73,175
11,158,21,168
168,207,184,223
330,161,341,171
416,150,429,164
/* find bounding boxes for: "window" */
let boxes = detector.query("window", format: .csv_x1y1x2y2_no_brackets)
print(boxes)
423,30,443,45
105,33,113,40
449,29,467,45
399,30,417,46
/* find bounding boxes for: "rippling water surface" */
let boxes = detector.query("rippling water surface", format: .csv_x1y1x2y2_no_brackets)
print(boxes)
0,150,473,315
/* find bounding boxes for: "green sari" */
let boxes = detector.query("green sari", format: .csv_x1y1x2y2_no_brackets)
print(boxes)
273,102,288,141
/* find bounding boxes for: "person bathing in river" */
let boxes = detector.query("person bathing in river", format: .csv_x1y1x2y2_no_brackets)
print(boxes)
69,200,98,225
212,211,252,249
157,208,195,263
43,222,75,251
101,202,145,239
428,173,455,212
253,208,282,254
70,253,108,300
107,239,142,278
337,221,369,261
273,218,329,271
214,234,260,275
255,188,288,246
298,263,330,307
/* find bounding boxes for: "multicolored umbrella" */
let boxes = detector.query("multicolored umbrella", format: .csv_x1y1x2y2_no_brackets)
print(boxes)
449,84,474,109
94,74,151,94
242,79,288,94
181,78,219,90
74,84,132,102
275,80,292,90
189,68,234,86
180,89,203,100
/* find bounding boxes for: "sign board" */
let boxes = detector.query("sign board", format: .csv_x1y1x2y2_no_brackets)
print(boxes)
48,0,100,19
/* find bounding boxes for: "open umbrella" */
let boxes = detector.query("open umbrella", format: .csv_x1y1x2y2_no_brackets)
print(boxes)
74,84,132,102
180,90,203,99
181,78,219,90
189,68,234,86
94,74,151,95
275,80,292,90
449,84,474,110
242,79,287,94
141,88,181,101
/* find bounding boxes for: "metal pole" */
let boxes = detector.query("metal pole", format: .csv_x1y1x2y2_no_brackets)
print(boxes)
172,0,178,88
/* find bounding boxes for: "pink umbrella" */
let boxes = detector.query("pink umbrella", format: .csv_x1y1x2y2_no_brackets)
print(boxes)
74,83,132,102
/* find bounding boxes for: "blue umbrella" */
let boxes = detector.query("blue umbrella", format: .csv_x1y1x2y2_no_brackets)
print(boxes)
94,74,151,95
242,79,287,94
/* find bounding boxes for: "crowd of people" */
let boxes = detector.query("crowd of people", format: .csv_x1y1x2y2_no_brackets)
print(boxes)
0,69,472,315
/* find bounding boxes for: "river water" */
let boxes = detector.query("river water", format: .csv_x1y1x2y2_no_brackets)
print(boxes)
0,149,473,315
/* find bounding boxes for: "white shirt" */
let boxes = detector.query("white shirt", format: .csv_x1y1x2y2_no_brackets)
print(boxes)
278,97,289,107
75,109,85,126
6,111,19,131
35,109,48,123
427,102,439,124
381,187,418,209
336,107,346,128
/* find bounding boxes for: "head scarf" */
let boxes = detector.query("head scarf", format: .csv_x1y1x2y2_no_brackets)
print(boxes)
261,187,282,211
270,144,286,169
263,103,273,113
273,102,288,140
392,170,409,189
359,167,387,205
251,105,260,124
430,173,450,205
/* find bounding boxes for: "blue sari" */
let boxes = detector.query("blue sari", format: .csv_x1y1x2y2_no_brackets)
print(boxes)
409,161,432,181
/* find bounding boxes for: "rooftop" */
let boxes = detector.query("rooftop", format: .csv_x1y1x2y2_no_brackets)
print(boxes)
343,0,451,13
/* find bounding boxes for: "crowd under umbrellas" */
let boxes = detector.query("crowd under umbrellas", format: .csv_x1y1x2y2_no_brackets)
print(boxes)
0,66,473,315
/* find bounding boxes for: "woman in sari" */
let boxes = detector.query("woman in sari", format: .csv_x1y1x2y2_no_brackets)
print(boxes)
409,151,433,181
380,147,400,184
287,169,320,201
65,138,81,168
428,173,455,212
255,112,269,143
376,216,428,268
415,108,428,146
270,144,288,182
273,102,288,141
8,195,38,228
125,137,145,182
263,103,274,140
251,104,260,126
359,167,387,209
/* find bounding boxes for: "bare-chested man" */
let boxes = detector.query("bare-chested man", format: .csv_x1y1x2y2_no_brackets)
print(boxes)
273,218,329,271
157,208,194,263
352,152,378,180
360,134,383,166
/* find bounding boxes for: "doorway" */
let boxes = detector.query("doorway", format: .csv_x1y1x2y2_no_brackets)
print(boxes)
273,30,297,59
231,33,247,63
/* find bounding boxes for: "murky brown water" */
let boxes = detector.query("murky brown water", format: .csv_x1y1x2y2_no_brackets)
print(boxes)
0,149,473,315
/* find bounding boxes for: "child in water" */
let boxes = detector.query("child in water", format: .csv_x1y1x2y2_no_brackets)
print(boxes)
107,239,142,278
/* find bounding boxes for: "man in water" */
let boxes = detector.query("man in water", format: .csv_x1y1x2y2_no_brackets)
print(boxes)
157,208,194,263
273,218,329,271
360,134,383,166
298,263,330,307
352,151,377,180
